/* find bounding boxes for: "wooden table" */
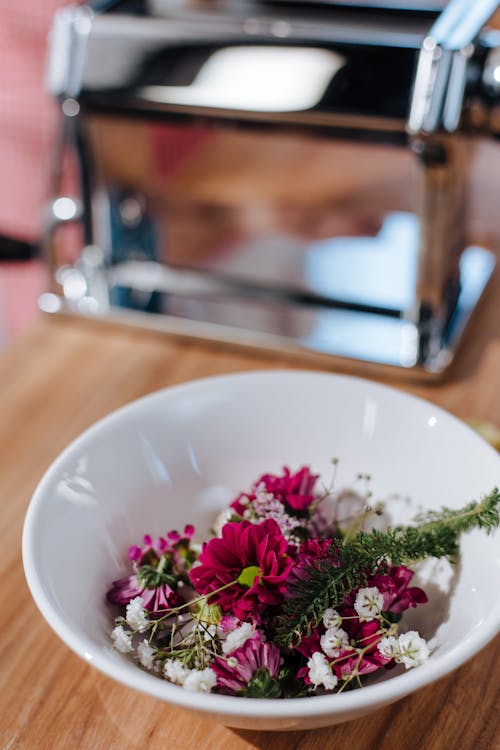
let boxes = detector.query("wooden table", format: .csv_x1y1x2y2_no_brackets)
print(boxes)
1,304,499,749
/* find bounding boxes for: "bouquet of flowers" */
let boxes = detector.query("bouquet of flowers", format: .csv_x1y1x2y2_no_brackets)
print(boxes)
107,466,500,698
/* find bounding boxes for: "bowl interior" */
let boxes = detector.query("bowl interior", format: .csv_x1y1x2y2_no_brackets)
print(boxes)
23,371,500,725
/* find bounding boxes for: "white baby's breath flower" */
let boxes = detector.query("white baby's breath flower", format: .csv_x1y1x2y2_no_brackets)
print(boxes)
164,658,190,685
307,651,338,691
322,608,342,629
111,625,134,654
354,587,384,621
126,596,149,632
222,622,255,654
320,626,349,658
241,482,306,539
183,667,217,693
396,631,430,669
137,639,156,669
378,635,400,659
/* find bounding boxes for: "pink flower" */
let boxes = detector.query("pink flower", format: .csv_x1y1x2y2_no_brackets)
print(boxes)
106,575,182,614
337,614,391,677
127,525,195,565
189,519,293,620
107,526,195,613
107,575,142,605
370,565,428,613
139,583,182,613
343,565,428,615
231,466,319,515
212,637,281,695
296,566,428,687
297,616,392,685
285,538,335,589
220,614,240,633
296,538,334,563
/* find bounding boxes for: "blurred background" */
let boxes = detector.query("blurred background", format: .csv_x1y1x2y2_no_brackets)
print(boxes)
0,0,68,347
1,0,499,367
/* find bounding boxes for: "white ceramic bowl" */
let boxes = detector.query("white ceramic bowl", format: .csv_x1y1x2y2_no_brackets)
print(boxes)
23,371,500,731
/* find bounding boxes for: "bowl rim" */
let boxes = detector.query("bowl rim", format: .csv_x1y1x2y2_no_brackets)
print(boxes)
22,369,500,720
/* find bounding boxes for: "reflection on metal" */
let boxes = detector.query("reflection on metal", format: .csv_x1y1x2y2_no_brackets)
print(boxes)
62,98,80,117
38,293,62,314
49,196,82,224
55,266,88,300
45,239,495,377
430,0,499,50
53,197,80,221
141,47,346,113
408,0,500,135
43,0,500,378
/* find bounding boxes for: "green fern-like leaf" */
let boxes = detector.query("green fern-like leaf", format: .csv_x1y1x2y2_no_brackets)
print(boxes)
274,487,500,648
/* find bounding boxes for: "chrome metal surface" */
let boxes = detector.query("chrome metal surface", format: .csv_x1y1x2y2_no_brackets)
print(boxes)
47,2,430,139
43,0,500,377
41,243,495,379
431,0,499,50
482,34,500,96
46,5,92,98
408,0,500,135
442,45,473,132
410,138,468,335
403,1,500,375
258,1,445,8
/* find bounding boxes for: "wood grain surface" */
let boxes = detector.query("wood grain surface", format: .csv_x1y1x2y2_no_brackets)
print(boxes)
0,302,499,750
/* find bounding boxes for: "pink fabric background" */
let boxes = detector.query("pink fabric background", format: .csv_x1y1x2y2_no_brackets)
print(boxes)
0,0,68,343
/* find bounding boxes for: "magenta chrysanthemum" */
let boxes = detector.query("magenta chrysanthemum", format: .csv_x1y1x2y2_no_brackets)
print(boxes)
106,574,142,605
107,525,195,613
342,565,428,614
106,575,182,614
370,565,428,613
284,537,336,590
231,466,319,515
128,525,195,564
189,519,293,619
212,636,281,695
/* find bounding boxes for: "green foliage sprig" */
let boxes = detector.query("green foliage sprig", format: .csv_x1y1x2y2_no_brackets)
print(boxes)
275,487,500,648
